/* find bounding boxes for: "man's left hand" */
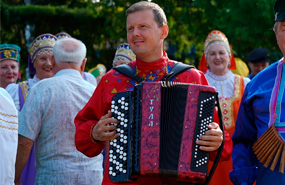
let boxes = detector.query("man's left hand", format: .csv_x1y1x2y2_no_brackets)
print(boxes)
195,122,223,152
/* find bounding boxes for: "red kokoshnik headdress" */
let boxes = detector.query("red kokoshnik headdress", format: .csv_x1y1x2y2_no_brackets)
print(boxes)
198,30,236,73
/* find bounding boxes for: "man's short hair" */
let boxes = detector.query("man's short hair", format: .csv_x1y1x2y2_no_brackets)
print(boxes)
126,1,167,27
53,38,86,66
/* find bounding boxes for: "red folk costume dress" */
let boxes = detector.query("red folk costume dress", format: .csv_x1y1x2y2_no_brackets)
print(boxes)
205,70,249,185
198,30,249,185
74,52,233,185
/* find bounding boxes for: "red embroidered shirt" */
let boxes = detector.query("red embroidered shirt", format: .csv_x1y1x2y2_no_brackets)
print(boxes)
74,52,232,185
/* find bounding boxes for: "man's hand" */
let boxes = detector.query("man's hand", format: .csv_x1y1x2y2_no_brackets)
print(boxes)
91,110,119,142
196,122,223,152
14,181,22,185
15,135,33,185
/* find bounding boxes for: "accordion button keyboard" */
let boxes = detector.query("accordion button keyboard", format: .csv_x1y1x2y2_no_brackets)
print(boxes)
191,93,216,173
109,92,133,182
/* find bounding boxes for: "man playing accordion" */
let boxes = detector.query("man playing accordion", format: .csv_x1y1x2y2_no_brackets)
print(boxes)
74,1,232,185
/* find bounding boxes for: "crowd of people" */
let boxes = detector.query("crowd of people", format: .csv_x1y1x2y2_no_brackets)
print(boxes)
0,0,284,185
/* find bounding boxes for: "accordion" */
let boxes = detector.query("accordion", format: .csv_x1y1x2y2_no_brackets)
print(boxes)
253,125,285,174
109,81,223,184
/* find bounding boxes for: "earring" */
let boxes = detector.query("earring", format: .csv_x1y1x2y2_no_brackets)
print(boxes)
207,63,209,68
228,62,231,68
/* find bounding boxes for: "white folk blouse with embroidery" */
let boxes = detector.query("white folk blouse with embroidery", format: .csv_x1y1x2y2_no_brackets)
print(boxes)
205,70,250,98
205,70,250,129
0,88,18,185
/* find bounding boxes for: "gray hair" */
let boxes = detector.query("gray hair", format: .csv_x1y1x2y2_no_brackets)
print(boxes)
53,38,86,66
126,1,167,27
205,40,231,59
273,22,279,33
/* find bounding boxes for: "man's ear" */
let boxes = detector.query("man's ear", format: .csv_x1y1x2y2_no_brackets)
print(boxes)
161,25,169,39
80,58,87,73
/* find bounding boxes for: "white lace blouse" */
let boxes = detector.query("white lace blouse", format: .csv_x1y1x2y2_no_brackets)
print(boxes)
205,70,250,98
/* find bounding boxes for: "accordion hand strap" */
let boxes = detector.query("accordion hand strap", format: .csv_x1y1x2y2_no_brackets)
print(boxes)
206,93,225,185
113,64,144,83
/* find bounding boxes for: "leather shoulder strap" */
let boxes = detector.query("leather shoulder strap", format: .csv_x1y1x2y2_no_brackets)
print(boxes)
161,62,194,81
113,64,144,83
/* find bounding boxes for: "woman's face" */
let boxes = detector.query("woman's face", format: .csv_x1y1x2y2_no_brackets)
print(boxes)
206,44,230,76
33,52,54,80
0,59,19,88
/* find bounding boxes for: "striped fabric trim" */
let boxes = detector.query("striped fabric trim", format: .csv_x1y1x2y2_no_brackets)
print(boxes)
0,117,17,125
0,111,18,118
269,58,283,127
0,125,18,131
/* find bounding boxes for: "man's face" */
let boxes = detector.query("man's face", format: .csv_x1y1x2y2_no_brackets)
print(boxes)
248,62,269,77
276,21,285,56
126,9,166,62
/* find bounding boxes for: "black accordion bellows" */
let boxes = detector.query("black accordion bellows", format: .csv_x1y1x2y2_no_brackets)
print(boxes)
159,82,188,174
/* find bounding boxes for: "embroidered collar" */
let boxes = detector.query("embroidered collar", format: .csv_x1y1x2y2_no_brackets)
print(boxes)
136,51,168,71
206,70,232,81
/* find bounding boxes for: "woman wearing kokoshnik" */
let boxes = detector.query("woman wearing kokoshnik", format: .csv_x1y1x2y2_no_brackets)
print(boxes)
198,30,250,185
0,44,21,88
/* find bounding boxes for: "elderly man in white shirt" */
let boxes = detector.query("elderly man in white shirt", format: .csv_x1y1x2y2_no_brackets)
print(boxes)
15,37,103,185
0,87,18,185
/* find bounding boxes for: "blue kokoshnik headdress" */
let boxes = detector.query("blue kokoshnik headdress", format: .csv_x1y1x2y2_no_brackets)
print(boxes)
0,44,21,62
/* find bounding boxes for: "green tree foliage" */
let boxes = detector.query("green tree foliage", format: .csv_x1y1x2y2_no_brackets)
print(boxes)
193,0,280,60
1,0,282,79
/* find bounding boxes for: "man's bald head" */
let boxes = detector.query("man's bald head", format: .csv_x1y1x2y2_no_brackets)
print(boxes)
53,38,86,66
